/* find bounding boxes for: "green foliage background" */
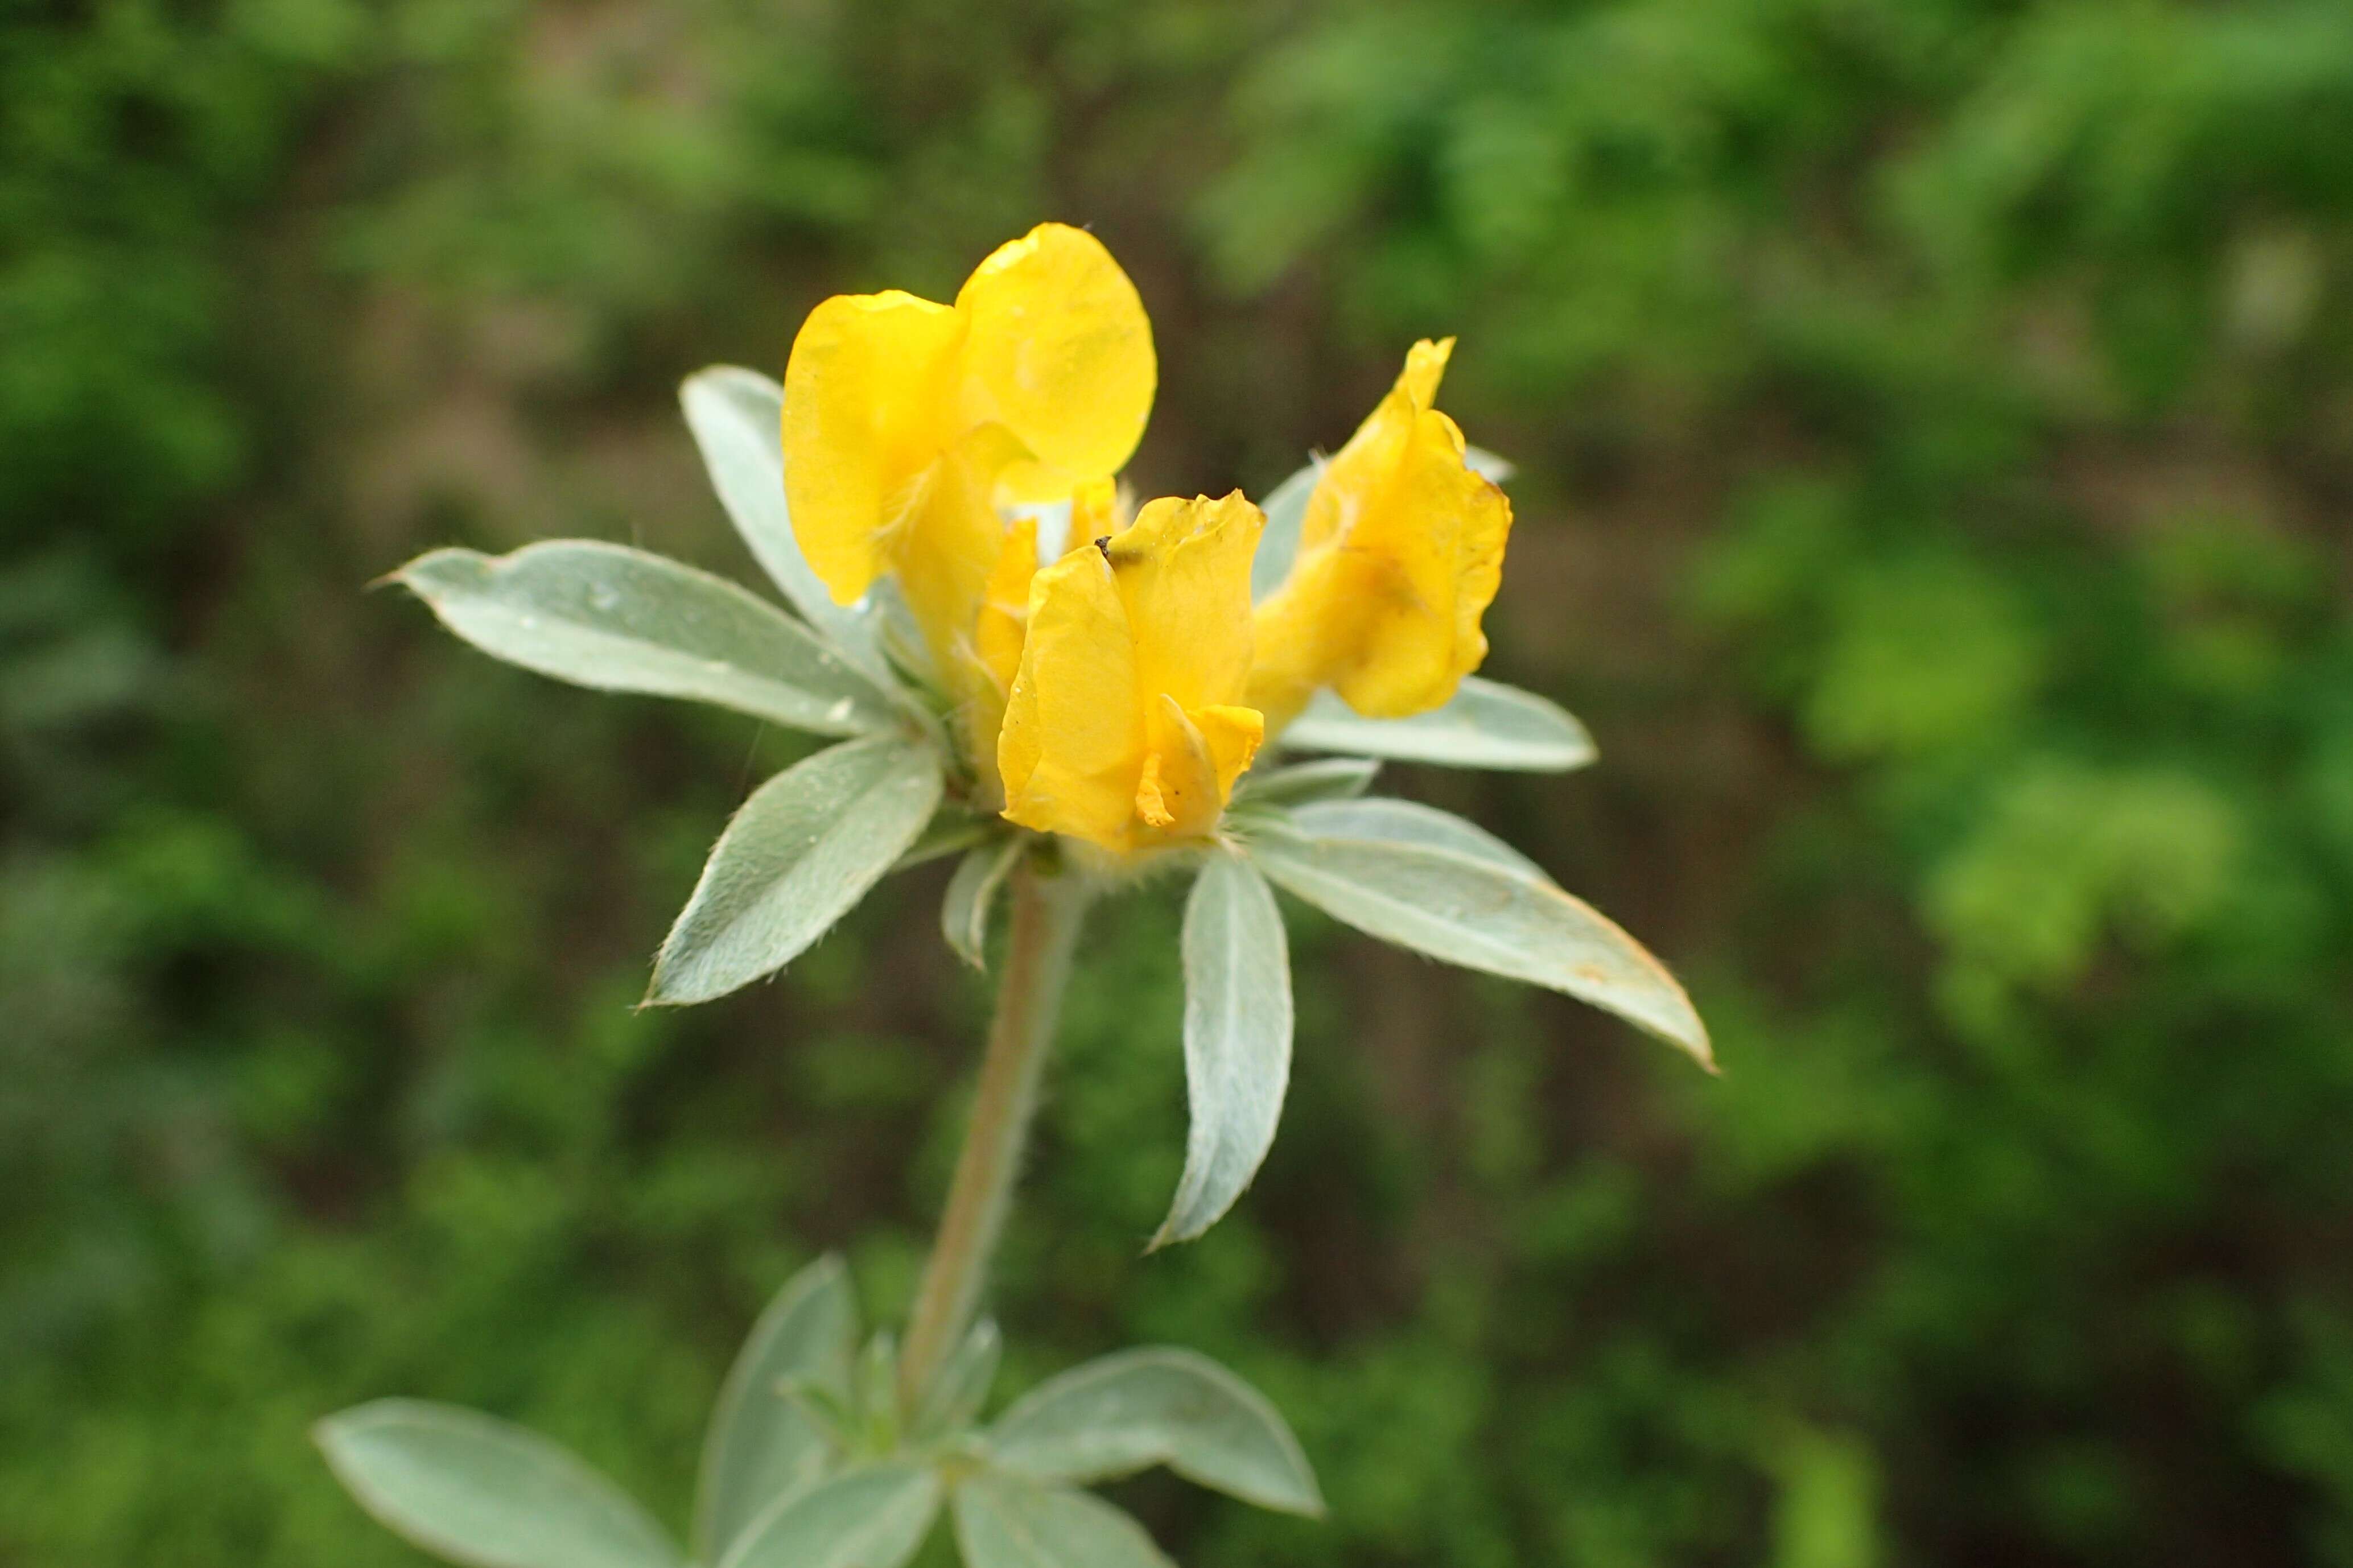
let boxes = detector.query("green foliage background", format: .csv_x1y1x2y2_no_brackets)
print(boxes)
8,1,2353,1563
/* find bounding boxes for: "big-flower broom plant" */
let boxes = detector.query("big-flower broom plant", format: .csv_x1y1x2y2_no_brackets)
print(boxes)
317,224,1711,1568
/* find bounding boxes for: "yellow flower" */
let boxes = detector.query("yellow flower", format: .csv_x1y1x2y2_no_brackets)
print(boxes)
998,493,1267,853
781,224,1505,853
1247,338,1511,727
780,222,1156,685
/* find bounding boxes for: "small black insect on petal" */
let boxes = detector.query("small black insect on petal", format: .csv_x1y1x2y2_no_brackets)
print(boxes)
1094,536,1112,560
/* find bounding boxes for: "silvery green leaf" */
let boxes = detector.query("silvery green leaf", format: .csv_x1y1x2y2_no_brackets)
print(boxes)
693,1255,858,1565
1248,459,1322,601
868,576,943,691
953,1473,1174,1568
780,1379,856,1450
1246,818,1711,1067
852,1330,900,1436
649,736,942,1005
716,1463,941,1568
913,1319,1002,1439
1464,445,1515,484
1231,756,1380,808
943,836,1025,970
679,368,886,678
314,1401,681,1568
397,542,896,737
1152,855,1292,1248
986,1347,1323,1516
1279,797,1546,881
1278,676,1594,771
895,808,991,872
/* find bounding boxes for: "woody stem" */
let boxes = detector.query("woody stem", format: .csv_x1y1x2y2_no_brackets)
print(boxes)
897,855,1091,1413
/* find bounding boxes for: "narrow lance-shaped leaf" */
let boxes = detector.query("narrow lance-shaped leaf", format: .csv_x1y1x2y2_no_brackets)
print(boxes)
913,1319,1002,1439
1230,756,1381,808
1283,797,1546,881
693,1255,858,1565
943,835,1026,969
315,1401,681,1568
986,1347,1324,1516
1246,810,1711,1067
1152,854,1293,1248
894,806,991,872
716,1463,941,1568
679,367,888,679
868,576,944,688
1464,445,1515,484
954,1473,1173,1568
397,542,897,737
1278,676,1595,772
851,1330,901,1446
649,736,942,1005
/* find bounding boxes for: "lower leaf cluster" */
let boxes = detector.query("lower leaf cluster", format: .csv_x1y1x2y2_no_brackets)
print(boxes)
316,1256,1321,1568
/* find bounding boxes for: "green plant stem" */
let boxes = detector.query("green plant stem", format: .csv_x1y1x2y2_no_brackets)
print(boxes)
897,856,1090,1412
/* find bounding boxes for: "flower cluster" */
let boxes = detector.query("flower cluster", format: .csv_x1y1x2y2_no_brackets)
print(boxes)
781,223,1511,857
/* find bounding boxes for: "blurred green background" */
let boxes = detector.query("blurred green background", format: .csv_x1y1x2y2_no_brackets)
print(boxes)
9,1,2353,1563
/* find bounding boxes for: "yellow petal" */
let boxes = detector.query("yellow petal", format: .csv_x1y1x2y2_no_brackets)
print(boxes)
1068,476,1120,555
1137,695,1221,837
1322,407,1509,716
971,477,1116,742
1107,492,1262,715
1293,337,1453,558
1190,703,1265,798
1135,755,1176,827
781,290,966,604
958,511,1041,803
974,514,1039,700
1249,339,1511,723
1133,699,1264,840
888,427,1024,683
998,492,1266,853
1395,335,1452,413
954,223,1156,491
998,545,1144,851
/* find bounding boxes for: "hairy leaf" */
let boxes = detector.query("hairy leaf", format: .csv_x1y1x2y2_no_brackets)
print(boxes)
1279,797,1546,881
649,736,941,1005
693,1255,857,1565
397,541,896,736
1153,855,1293,1247
1230,756,1381,808
716,1463,940,1568
1464,445,1515,484
943,836,1025,970
954,1473,1173,1568
315,1401,679,1568
1278,676,1594,771
1247,817,1710,1066
987,1347,1322,1516
894,807,991,871
913,1319,1002,1439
